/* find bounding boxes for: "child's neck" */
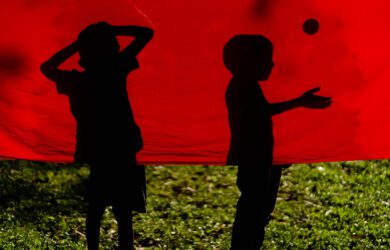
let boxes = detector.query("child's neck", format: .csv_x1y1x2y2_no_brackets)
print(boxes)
232,75,259,84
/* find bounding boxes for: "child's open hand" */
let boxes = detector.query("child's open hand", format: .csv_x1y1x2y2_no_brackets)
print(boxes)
299,87,332,109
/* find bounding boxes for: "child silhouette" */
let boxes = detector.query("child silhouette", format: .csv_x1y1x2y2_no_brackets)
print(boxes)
41,22,153,250
224,35,332,249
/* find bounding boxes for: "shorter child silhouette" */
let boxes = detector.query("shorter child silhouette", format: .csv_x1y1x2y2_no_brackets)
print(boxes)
223,35,332,249
41,22,153,250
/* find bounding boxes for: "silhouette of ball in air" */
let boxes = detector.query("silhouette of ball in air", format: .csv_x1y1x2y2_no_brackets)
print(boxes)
303,19,320,35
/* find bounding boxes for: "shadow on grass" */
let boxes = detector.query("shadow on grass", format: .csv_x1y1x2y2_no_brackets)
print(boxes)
0,160,88,229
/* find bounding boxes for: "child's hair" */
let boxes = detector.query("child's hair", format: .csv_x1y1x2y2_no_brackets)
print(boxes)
78,24,120,69
223,35,273,75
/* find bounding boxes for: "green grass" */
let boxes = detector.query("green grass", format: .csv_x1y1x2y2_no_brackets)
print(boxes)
0,160,388,249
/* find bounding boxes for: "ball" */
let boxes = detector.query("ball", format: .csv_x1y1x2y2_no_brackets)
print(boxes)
303,19,320,35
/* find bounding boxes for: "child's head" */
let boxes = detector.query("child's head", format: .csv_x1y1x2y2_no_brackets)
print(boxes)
223,35,274,81
78,23,120,70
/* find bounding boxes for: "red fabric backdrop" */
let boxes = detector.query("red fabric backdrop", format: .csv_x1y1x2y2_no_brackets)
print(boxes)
0,0,389,164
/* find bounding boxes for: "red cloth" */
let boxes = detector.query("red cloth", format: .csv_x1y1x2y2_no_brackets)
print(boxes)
0,0,389,164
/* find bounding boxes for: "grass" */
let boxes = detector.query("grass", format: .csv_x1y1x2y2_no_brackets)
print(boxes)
0,160,388,249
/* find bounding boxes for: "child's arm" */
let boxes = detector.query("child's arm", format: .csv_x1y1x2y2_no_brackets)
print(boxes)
111,24,154,58
270,87,332,116
40,41,78,82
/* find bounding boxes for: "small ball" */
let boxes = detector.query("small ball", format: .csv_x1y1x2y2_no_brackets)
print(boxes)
303,19,320,35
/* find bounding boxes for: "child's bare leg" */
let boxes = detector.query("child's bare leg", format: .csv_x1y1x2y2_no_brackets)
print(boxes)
231,191,268,249
86,200,106,250
264,166,283,223
231,164,271,250
113,205,134,250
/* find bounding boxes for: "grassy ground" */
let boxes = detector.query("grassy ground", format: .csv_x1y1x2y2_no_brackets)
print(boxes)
0,160,388,249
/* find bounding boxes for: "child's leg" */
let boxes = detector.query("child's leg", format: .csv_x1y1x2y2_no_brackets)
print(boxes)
86,200,106,250
231,163,272,250
231,193,268,249
264,165,283,225
113,205,134,250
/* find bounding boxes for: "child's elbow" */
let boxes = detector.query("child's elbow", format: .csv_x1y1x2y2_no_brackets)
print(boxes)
145,28,154,41
40,62,53,77
40,62,49,75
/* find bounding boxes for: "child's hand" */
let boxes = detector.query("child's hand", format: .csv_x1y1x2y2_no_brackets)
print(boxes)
299,87,332,109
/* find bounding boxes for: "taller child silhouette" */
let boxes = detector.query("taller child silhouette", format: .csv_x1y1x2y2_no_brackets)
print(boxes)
224,35,332,249
41,22,153,250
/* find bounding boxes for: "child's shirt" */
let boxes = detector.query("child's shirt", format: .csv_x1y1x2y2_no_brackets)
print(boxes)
226,78,274,165
55,57,142,163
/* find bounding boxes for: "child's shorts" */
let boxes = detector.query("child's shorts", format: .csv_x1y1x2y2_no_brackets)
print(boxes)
87,162,146,213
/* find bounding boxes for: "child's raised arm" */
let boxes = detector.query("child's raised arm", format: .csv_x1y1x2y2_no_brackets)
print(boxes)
270,87,332,115
40,41,78,82
111,24,154,58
